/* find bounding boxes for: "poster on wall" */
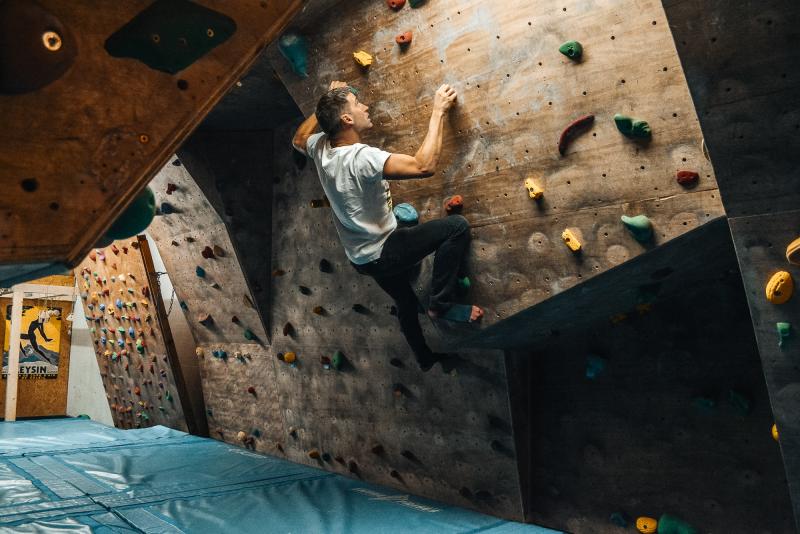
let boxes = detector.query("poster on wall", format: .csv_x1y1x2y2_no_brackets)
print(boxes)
2,305,61,379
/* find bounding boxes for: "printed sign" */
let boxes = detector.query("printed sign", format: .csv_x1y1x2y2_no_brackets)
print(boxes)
2,304,61,378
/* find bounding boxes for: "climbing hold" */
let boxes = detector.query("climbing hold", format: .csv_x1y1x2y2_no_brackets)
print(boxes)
585,355,607,379
211,245,224,257
524,178,543,200
195,347,204,357
657,513,697,534
387,0,406,8
111,244,120,255
320,355,331,369
247,386,256,395
332,350,344,370
348,460,359,473
352,304,369,314
392,384,407,397
766,271,793,304
308,449,321,459
159,201,176,215
165,390,172,401
277,32,308,77
166,183,177,195
197,313,214,326
371,444,385,454
408,0,425,6
636,517,658,533
558,40,583,60
786,237,800,265
400,450,417,461
777,322,791,347
676,170,699,187
389,358,403,368
106,187,157,239
393,203,419,225
353,50,373,67
459,487,472,498
272,269,286,277
283,322,294,336
609,512,629,527
396,31,412,46
310,197,331,208
133,386,141,396
692,396,716,411
115,298,123,309
561,229,582,252
299,286,312,295
231,316,240,324
201,246,215,259
614,114,652,139
444,195,464,214
195,266,206,278
312,306,325,315
558,114,594,155
319,258,333,273
390,470,401,479
728,389,752,415
243,329,255,340
621,214,653,243
772,423,779,441
457,276,471,293
283,352,297,364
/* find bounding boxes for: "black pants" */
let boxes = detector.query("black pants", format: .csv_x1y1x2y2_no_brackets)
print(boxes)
352,215,471,362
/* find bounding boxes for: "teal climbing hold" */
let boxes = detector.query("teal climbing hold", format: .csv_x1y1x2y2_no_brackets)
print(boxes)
728,389,751,415
243,329,254,340
278,32,308,77
195,266,206,278
692,396,716,411
657,513,697,534
393,203,418,225
76,414,91,420
614,113,652,139
165,390,173,401
621,214,653,242
409,0,425,6
558,40,583,60
105,187,156,239
609,511,628,527
585,355,607,379
332,350,344,370
180,301,188,310
777,322,791,347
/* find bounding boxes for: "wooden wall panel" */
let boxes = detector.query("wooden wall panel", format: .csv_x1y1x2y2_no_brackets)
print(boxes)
266,0,725,332
0,273,75,417
0,0,302,279
75,240,189,431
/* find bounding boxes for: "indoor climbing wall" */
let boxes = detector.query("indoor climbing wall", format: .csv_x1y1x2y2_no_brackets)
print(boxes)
74,241,188,431
0,0,302,284
266,0,725,332
146,161,287,454
267,121,524,520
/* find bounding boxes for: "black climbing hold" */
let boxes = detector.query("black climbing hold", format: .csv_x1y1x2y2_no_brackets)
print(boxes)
474,490,492,500
389,358,403,368
299,286,312,295
371,444,385,454
389,306,398,316
459,487,472,498
352,304,369,314
321,452,331,462
319,259,333,273
348,460,359,473
104,0,237,75
400,450,418,461
0,0,77,94
390,470,400,479
172,159,182,166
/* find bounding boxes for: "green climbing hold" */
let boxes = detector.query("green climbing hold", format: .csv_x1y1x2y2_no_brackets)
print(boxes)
332,350,344,370
621,214,653,242
657,513,697,534
140,412,150,421
558,40,583,60
728,389,751,415
105,187,156,240
614,113,652,139
458,276,471,292
165,390,173,402
777,322,791,347
136,339,144,354
243,329,254,340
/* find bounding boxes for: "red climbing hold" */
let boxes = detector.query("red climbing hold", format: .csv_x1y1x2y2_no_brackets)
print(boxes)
396,31,412,45
111,244,120,255
231,315,240,324
558,114,595,156
247,386,256,395
676,170,699,187
201,246,215,259
166,183,177,195
387,0,405,9
444,195,464,214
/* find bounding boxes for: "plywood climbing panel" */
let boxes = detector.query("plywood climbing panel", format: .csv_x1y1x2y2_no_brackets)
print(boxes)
0,0,302,283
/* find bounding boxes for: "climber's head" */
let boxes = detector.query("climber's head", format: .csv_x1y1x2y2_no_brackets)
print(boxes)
316,87,372,139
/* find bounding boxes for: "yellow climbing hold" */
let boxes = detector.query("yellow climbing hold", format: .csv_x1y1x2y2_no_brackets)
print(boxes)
284,351,297,364
237,431,247,442
195,347,204,357
561,229,581,252
636,517,658,533
772,423,779,441
766,271,793,304
353,50,373,67
524,178,543,200
786,237,800,265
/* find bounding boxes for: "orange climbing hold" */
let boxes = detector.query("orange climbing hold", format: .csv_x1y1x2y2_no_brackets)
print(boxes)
308,449,321,459
283,352,297,364
558,114,594,156
444,195,464,214
312,306,325,315
387,0,406,9
396,31,412,45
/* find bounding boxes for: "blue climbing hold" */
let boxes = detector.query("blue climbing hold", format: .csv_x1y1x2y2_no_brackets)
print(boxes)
115,298,123,309
128,327,135,337
99,303,106,312
196,266,206,278
278,32,309,78
393,203,419,225
160,202,176,215
585,355,607,379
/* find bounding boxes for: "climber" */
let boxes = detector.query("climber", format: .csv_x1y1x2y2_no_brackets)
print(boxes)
292,81,483,371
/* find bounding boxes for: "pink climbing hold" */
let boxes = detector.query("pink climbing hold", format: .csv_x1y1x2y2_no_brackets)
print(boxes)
676,170,699,187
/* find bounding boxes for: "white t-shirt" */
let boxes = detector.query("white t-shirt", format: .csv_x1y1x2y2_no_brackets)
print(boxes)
305,132,396,264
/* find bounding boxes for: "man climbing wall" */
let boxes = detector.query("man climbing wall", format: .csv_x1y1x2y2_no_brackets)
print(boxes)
292,81,483,371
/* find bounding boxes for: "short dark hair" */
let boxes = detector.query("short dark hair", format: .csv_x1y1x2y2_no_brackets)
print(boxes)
315,87,351,136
